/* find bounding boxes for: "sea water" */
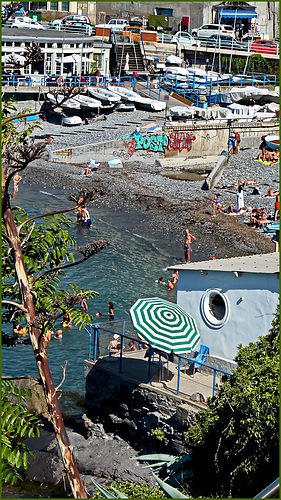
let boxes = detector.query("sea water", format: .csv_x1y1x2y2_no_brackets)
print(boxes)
2,182,178,395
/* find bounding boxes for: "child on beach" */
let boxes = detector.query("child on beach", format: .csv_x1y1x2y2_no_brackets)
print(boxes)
212,193,221,217
13,172,22,192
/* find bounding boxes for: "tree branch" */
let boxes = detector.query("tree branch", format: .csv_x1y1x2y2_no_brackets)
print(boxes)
55,361,68,392
2,300,28,313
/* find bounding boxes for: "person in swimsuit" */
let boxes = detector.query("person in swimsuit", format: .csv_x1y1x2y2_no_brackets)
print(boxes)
82,207,92,227
212,193,221,217
107,334,120,354
184,228,196,264
108,302,114,320
80,298,88,311
13,172,22,192
234,130,240,154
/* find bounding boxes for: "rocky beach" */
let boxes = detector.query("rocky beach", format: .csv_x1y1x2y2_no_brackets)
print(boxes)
21,106,278,261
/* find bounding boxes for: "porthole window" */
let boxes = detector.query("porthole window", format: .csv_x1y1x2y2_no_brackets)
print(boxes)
200,289,230,328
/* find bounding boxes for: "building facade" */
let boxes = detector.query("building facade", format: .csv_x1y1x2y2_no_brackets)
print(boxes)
2,29,111,76
95,1,279,39
168,253,279,368
20,2,97,23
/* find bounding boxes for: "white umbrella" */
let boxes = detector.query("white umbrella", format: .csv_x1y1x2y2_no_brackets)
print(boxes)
2,53,26,64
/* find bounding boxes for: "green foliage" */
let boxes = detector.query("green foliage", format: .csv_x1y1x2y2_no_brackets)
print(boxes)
92,480,166,498
151,427,165,441
221,53,273,75
2,206,99,332
1,380,43,485
185,309,279,498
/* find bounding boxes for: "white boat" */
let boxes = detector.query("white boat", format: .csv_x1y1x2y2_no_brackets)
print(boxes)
264,135,279,150
88,87,121,104
170,106,194,119
46,92,80,110
73,94,102,110
107,85,165,111
107,85,138,103
61,115,82,126
116,102,135,112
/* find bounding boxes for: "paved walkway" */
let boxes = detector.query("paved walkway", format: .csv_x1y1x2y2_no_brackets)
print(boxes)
92,349,220,402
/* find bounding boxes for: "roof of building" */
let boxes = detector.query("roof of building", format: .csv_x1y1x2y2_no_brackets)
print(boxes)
168,252,279,274
2,27,111,46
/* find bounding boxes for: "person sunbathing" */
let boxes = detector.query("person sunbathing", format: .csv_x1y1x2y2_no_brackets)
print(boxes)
269,148,279,166
82,167,92,176
264,187,279,198
237,179,257,188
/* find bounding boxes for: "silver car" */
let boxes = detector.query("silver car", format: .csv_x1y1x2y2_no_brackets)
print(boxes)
171,31,201,47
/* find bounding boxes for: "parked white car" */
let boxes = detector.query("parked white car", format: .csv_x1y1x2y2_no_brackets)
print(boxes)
49,15,90,29
191,24,235,39
171,31,201,47
11,17,45,29
95,18,127,31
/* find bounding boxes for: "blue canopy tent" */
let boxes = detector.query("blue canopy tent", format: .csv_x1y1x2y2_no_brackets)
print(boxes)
217,9,258,18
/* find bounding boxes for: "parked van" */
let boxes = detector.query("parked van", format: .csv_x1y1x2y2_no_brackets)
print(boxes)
191,24,235,39
121,25,160,43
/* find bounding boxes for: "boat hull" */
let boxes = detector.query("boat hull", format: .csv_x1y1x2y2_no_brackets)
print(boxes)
265,135,279,150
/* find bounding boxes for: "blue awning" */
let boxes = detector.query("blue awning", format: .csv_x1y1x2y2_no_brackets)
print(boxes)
218,9,258,18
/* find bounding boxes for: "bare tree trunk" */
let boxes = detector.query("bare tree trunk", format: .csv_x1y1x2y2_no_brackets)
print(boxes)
2,190,87,498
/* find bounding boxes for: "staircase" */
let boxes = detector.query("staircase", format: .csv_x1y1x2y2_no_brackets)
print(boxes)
115,42,148,76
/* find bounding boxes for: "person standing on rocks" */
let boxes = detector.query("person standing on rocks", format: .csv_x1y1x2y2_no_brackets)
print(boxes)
184,228,196,264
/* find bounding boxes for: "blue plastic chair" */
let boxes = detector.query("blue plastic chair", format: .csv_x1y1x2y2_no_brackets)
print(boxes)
188,345,210,372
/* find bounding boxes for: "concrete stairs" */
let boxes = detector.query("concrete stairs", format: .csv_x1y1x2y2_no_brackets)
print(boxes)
116,43,147,75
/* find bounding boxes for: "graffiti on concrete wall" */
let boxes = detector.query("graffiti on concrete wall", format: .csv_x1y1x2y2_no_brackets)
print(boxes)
168,131,196,153
128,132,196,154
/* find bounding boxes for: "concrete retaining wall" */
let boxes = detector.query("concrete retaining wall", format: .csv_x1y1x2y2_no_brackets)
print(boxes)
163,120,279,158
49,138,126,164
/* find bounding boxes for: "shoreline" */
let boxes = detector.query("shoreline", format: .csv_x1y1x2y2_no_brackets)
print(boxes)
23,142,277,261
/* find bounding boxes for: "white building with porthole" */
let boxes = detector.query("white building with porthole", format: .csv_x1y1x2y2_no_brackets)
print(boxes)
168,252,279,370
2,28,111,76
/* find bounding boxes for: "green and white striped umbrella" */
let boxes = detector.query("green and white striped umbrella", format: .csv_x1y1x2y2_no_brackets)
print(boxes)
130,297,200,354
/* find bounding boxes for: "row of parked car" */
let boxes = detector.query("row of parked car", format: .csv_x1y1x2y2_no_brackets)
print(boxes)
171,30,279,54
3,15,279,55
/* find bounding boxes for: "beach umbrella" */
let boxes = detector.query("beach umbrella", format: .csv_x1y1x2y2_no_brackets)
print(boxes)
130,297,200,354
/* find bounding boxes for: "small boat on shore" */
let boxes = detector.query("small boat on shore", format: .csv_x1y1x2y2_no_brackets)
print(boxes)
61,115,82,126
107,85,136,102
46,93,80,110
265,135,279,150
88,87,121,104
116,102,135,112
73,94,102,111
107,85,165,111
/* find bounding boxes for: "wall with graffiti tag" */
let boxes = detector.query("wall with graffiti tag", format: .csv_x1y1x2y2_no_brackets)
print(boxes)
130,132,196,154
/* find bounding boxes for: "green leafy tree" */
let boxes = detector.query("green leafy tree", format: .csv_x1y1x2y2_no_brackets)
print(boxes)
1,380,43,485
2,92,108,497
185,309,279,498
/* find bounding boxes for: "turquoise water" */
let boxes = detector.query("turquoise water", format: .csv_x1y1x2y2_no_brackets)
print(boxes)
2,183,178,395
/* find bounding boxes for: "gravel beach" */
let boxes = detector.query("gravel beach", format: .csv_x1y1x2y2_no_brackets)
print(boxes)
22,105,278,261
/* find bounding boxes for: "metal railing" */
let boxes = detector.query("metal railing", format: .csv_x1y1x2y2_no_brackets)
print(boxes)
85,321,233,398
